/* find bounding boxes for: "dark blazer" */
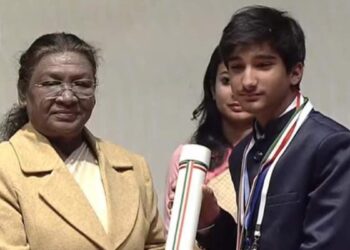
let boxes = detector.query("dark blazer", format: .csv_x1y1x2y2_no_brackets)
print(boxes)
197,110,350,250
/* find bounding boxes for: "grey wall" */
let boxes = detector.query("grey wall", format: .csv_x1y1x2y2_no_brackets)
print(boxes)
1,0,349,212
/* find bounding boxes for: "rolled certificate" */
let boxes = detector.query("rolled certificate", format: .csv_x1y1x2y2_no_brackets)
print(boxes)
166,144,211,250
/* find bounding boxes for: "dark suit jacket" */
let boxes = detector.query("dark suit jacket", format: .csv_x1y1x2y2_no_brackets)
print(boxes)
197,110,350,250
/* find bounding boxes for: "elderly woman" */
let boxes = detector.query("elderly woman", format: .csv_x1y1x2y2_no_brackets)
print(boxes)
0,33,165,250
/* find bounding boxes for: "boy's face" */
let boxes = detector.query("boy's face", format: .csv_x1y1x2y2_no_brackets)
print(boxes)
227,43,303,126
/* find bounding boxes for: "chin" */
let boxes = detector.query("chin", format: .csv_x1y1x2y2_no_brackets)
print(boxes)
226,111,253,123
240,102,264,115
47,124,85,138
231,115,254,124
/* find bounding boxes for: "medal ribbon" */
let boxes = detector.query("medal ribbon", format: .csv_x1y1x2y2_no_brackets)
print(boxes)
236,93,313,249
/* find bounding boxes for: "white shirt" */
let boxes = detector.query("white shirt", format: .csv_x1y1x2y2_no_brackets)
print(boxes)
65,142,109,233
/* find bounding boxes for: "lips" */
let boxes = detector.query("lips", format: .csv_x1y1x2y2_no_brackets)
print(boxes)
228,102,244,112
53,110,78,115
239,92,263,102
52,110,78,120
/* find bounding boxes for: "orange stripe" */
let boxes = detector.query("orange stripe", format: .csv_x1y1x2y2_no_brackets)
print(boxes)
175,161,194,250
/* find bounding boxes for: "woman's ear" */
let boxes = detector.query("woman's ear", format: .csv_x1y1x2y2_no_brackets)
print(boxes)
290,62,304,87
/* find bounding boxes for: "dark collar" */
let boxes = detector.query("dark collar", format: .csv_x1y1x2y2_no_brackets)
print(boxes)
253,108,296,142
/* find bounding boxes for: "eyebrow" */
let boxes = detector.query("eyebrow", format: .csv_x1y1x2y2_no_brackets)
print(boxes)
228,54,278,62
254,54,278,60
218,70,229,75
41,71,93,80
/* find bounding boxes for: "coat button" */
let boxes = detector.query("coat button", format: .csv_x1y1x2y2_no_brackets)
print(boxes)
253,151,264,162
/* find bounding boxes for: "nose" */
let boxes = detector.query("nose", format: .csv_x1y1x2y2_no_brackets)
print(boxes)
241,67,258,92
56,88,78,106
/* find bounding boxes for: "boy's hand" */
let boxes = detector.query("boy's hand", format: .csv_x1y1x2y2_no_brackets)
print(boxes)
198,185,221,229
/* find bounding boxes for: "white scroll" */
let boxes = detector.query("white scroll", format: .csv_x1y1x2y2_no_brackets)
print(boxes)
166,144,211,250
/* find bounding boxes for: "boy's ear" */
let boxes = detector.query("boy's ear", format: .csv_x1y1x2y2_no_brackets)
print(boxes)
290,63,304,86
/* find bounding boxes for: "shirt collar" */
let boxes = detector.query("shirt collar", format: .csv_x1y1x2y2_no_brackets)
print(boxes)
253,96,298,141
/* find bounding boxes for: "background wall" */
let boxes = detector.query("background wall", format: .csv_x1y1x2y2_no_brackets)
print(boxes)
1,0,349,212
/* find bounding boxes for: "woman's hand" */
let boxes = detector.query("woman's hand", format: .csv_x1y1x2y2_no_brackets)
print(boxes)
167,180,177,215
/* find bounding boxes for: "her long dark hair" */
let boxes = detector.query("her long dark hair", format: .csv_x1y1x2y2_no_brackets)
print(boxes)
190,46,230,169
0,32,98,141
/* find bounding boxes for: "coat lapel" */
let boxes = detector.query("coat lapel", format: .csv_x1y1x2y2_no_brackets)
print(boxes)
88,136,140,249
10,124,111,249
106,164,140,249
39,166,111,249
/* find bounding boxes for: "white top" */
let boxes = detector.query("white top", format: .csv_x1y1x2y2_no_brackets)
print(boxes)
65,142,109,233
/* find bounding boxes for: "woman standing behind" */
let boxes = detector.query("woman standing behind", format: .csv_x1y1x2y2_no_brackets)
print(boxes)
0,32,164,250
164,46,253,233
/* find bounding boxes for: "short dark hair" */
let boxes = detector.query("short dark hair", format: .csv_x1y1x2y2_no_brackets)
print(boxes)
191,46,230,169
220,5,305,72
0,32,98,141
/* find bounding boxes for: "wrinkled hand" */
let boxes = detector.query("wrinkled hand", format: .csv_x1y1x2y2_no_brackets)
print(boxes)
167,180,177,215
197,185,221,229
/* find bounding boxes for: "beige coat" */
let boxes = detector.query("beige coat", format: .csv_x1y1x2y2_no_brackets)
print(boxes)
0,124,165,250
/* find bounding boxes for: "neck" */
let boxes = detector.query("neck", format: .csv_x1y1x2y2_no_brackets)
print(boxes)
257,91,298,128
222,119,252,147
49,134,84,160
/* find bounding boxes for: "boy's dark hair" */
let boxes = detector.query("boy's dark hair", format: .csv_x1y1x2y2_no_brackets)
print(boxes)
220,5,306,72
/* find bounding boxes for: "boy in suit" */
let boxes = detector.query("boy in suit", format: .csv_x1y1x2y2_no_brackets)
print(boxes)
197,5,350,250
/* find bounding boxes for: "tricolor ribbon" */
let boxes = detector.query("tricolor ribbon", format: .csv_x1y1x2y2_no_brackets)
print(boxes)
237,93,313,249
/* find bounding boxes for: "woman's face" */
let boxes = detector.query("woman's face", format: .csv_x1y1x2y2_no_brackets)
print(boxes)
25,51,96,140
213,62,253,125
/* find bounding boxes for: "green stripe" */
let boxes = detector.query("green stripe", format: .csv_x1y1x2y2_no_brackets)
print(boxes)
262,98,308,163
171,161,192,250
179,159,208,169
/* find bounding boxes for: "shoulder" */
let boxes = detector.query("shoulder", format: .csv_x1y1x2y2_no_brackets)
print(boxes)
307,110,349,134
0,141,15,156
166,144,184,178
0,141,21,173
300,110,350,166
303,110,350,148
173,144,184,155
170,144,184,163
0,141,22,193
